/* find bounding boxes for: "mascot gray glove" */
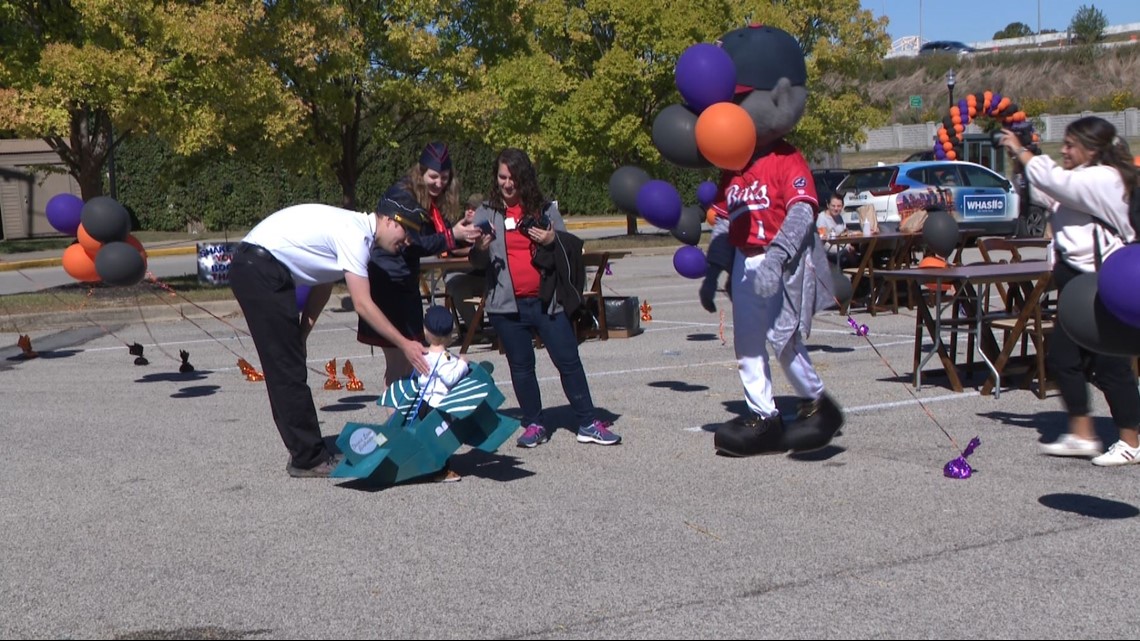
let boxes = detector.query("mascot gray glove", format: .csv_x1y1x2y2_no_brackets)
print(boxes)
700,218,736,313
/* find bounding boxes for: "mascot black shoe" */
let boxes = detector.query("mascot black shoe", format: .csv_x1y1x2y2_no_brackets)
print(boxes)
782,393,845,453
714,413,786,457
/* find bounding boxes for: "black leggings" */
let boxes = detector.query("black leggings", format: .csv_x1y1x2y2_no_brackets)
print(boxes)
1049,260,1140,428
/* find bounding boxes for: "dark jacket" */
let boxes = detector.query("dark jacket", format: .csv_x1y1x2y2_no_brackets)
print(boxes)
533,230,586,319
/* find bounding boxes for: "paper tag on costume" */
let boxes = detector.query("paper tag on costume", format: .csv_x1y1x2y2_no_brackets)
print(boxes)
350,428,379,455
504,218,517,231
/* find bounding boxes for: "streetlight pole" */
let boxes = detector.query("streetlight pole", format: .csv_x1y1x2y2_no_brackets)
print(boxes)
946,68,956,108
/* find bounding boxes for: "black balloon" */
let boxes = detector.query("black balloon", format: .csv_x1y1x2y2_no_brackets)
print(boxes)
671,205,704,246
95,241,147,286
829,265,853,308
81,196,131,243
651,104,710,169
922,210,959,259
608,166,651,215
1057,272,1140,357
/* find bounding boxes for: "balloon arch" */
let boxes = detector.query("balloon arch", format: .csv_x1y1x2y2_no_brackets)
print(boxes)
931,91,1037,161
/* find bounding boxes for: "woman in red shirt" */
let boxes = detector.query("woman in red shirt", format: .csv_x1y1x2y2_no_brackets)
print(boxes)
468,148,621,448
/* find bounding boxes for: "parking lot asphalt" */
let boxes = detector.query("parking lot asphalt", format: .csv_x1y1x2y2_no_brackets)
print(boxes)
3,246,1139,639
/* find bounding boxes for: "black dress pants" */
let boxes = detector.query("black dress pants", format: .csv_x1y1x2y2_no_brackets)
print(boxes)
230,243,330,469
1049,260,1140,428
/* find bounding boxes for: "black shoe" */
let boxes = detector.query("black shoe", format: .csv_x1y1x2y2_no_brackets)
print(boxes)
286,453,344,478
714,413,786,457
782,393,845,453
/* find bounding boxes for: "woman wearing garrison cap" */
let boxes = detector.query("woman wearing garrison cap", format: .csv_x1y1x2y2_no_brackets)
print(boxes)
358,142,481,386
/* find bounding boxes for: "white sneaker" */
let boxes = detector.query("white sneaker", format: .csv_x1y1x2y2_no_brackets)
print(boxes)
1039,434,1102,458
1091,440,1140,467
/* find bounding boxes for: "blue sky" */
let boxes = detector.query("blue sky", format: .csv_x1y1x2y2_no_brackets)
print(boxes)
862,1,1140,45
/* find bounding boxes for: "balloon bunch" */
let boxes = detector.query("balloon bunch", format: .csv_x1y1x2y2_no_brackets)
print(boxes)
609,42,756,279
931,90,1036,161
48,194,148,287
1058,245,1140,357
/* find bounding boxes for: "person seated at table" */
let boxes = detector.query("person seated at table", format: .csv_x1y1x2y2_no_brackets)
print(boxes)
445,192,490,335
816,194,858,268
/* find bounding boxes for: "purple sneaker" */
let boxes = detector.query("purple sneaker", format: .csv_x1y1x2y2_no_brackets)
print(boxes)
516,423,550,448
577,420,621,445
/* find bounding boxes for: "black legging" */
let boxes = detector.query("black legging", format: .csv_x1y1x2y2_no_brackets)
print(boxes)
1049,260,1140,427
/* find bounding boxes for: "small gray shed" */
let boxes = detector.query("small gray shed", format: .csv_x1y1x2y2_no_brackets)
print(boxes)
0,139,81,240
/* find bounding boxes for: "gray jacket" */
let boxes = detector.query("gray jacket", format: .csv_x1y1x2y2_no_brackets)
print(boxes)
469,201,567,315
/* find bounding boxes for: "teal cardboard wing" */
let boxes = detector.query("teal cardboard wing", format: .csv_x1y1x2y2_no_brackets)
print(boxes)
333,360,519,485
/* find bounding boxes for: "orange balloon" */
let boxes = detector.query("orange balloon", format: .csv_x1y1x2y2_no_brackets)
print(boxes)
695,103,756,171
946,150,957,160
1134,155,1140,166
77,224,102,257
706,207,718,227
62,243,100,282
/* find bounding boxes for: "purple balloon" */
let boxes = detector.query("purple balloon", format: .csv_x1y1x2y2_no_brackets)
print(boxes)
674,43,737,113
934,145,947,160
46,193,84,237
1098,245,1140,328
673,245,707,279
295,285,312,312
989,93,1003,115
636,180,683,230
696,181,718,209
957,98,970,124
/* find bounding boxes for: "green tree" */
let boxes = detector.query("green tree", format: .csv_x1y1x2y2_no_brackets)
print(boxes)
1070,4,1108,44
0,0,301,201
258,0,480,210
993,22,1034,40
445,0,889,234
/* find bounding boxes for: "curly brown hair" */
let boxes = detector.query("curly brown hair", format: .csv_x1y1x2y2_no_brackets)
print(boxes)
486,148,546,220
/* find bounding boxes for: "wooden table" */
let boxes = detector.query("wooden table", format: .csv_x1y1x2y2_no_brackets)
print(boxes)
419,255,478,300
877,261,1053,397
825,231,920,315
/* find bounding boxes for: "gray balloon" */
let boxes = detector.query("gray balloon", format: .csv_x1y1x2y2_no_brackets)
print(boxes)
1057,272,1140,356
829,265,853,308
608,166,651,215
94,241,147,287
922,210,959,259
670,205,704,246
651,104,711,169
81,196,131,243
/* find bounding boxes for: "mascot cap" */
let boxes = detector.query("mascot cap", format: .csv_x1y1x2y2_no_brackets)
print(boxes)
719,24,807,94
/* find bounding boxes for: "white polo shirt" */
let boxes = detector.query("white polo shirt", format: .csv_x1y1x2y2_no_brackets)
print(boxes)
243,204,376,285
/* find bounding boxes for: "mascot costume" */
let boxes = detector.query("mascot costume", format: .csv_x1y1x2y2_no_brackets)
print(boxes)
699,24,846,456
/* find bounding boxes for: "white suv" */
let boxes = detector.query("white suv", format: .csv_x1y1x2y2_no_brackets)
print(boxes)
836,161,1021,235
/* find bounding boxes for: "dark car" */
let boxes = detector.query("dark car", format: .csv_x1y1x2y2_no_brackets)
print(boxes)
812,168,850,205
918,41,975,55
904,150,935,162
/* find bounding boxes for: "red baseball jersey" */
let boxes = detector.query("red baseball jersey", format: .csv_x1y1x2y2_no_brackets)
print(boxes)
711,141,818,250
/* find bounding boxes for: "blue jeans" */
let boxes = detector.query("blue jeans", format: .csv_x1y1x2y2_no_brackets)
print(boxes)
488,297,595,428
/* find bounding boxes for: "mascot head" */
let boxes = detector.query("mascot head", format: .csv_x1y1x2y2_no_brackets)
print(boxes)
719,24,808,148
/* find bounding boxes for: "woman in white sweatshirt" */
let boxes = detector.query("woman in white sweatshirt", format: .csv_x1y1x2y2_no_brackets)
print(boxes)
997,116,1140,466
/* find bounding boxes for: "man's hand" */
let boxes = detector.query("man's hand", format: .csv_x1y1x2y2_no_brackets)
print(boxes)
401,339,429,375
699,268,721,313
